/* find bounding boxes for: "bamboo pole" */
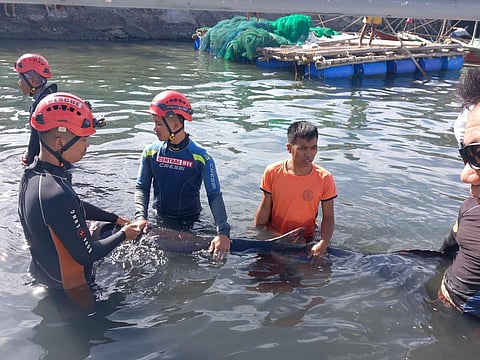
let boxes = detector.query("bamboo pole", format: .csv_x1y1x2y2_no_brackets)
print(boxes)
470,21,479,45
383,17,429,79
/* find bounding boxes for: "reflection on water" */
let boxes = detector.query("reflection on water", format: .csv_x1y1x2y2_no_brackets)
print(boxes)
31,291,129,360
0,39,478,359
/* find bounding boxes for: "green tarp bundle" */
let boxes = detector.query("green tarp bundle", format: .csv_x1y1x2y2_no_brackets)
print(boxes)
270,14,312,44
310,26,339,38
200,14,335,62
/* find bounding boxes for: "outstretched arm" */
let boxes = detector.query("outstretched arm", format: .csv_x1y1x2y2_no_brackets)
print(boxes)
207,192,231,257
202,154,231,256
134,148,153,221
310,199,335,258
254,190,272,228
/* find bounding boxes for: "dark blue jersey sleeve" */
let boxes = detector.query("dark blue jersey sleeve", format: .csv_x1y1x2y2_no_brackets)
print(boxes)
208,191,230,237
134,146,155,220
202,153,230,237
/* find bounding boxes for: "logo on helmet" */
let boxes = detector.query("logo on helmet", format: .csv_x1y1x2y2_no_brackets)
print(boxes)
47,96,82,109
31,92,96,137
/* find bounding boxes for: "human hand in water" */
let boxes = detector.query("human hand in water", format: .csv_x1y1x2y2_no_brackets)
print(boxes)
115,216,131,226
309,239,328,266
208,234,230,260
135,219,150,234
121,220,147,240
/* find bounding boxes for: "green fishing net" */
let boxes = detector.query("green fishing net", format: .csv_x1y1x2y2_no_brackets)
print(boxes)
270,14,312,43
200,14,334,61
310,26,339,38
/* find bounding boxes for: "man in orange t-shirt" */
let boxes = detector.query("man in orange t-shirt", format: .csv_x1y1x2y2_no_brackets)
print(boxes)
255,121,337,261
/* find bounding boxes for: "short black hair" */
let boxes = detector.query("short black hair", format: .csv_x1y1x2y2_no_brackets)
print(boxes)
457,68,480,110
287,121,318,145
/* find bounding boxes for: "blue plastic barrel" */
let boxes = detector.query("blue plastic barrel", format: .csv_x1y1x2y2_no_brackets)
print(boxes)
441,55,464,71
324,65,354,78
386,59,417,74
418,57,443,72
255,58,294,70
305,63,322,77
306,64,354,78
354,62,387,76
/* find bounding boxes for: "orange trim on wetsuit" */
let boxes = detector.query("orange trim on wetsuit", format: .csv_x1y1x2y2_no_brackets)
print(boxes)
49,227,94,309
18,158,126,299
48,227,87,290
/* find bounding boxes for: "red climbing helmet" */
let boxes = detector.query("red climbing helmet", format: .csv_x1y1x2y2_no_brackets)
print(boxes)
31,92,95,137
14,53,52,78
148,90,193,121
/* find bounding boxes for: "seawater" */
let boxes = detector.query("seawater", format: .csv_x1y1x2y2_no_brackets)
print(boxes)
0,40,478,360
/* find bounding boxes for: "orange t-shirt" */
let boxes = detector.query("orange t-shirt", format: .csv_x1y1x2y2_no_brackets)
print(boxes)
260,160,337,237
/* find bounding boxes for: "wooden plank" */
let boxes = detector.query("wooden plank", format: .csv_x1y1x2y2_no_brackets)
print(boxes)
258,42,466,65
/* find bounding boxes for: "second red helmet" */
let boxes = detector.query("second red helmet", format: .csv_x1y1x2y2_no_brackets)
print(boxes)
31,92,96,137
148,90,193,121
14,53,52,78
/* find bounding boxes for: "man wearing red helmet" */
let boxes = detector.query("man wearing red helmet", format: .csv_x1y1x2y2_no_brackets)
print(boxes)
134,90,231,258
14,53,58,167
18,92,145,307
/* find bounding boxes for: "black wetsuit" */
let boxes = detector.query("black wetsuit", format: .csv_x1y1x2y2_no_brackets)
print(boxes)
23,84,58,166
441,196,480,314
18,158,125,290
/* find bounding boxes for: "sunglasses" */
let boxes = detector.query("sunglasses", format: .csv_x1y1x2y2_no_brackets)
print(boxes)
459,142,480,170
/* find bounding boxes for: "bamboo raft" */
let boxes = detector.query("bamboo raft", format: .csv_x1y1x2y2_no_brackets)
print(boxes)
260,43,464,66
255,37,468,78
261,43,463,65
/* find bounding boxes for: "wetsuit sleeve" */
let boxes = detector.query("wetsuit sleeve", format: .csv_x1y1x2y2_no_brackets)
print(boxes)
134,147,153,220
82,201,118,222
44,191,125,265
208,192,231,237
26,85,58,163
202,153,230,237
26,128,40,164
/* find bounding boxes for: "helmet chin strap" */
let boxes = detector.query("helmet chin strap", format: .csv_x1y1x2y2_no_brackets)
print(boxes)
162,117,184,142
21,73,46,96
20,74,37,95
40,135,80,168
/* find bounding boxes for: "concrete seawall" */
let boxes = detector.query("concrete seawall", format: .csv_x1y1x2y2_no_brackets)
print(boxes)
0,6,361,42
0,6,241,41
